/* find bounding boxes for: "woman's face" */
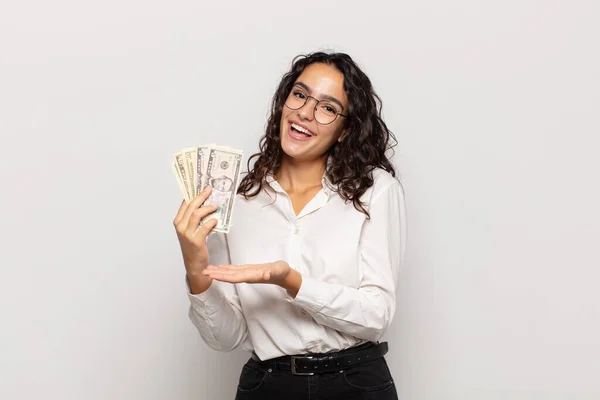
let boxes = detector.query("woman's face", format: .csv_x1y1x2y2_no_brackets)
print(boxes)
279,62,349,163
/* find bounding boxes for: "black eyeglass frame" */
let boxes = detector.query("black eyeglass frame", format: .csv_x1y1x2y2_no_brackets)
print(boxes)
284,95,349,125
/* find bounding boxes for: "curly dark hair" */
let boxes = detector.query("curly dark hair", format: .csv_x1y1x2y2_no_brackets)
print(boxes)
237,51,397,218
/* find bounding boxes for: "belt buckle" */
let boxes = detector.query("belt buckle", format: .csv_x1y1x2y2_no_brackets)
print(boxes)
291,355,315,376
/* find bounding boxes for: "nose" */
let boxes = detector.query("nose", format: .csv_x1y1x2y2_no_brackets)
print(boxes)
297,96,317,121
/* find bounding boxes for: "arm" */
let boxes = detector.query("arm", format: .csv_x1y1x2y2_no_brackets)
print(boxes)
284,180,407,342
187,231,248,352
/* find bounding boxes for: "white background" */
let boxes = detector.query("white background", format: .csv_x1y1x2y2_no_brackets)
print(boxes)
1,0,599,399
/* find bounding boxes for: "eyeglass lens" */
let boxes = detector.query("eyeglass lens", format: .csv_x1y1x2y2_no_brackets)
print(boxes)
285,89,341,125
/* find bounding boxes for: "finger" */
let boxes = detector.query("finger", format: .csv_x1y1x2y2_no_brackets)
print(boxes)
179,186,213,228
202,266,265,283
193,217,219,238
201,265,240,276
206,272,261,284
202,267,242,277
187,206,218,234
203,265,264,279
205,264,242,271
201,270,242,283
173,199,188,227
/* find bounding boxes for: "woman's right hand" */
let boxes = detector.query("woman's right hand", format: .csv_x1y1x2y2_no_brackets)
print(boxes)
173,186,219,294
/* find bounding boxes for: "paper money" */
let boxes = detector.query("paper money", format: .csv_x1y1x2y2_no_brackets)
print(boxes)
182,147,197,200
201,147,243,233
195,145,211,196
172,143,243,233
172,160,188,202
173,152,191,202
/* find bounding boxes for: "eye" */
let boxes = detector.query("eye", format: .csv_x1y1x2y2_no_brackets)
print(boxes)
293,90,306,99
320,103,337,115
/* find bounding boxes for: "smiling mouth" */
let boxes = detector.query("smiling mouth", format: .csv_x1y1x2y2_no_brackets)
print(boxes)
290,122,314,137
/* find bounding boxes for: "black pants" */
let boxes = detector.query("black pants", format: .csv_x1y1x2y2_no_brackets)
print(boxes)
234,350,398,399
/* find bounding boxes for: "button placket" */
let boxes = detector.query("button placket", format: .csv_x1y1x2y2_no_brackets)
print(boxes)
288,218,302,273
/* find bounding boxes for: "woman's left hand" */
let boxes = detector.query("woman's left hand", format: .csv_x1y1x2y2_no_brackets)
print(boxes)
201,260,291,286
202,260,302,297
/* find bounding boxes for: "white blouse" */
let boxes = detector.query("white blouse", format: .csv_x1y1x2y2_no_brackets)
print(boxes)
186,168,407,361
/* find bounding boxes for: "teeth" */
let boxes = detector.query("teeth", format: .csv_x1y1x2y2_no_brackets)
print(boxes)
292,123,312,136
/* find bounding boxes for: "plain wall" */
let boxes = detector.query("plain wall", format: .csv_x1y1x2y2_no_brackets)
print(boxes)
1,0,599,399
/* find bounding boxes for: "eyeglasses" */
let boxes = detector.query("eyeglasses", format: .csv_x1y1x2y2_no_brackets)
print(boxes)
284,90,348,125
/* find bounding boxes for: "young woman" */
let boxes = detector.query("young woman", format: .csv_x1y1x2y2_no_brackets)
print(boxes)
173,52,407,400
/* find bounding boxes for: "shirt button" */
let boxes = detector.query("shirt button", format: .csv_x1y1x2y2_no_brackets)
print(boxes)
294,227,299,234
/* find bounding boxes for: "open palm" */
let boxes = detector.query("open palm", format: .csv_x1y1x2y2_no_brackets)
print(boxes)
201,261,290,286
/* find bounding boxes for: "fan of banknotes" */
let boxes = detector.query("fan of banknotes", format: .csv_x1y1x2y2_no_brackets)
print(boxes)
172,144,244,233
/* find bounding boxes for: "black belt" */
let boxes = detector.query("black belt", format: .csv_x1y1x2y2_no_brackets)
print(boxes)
250,341,388,375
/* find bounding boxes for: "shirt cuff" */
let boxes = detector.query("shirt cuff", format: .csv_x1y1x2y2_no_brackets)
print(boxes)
287,274,327,313
185,277,224,318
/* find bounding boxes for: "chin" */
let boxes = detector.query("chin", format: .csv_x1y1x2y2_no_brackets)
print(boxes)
280,142,302,160
279,121,328,162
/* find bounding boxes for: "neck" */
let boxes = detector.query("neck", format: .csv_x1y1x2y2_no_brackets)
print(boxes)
275,155,326,193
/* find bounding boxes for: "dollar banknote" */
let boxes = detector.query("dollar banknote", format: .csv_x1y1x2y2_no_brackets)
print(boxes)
171,160,188,202
195,145,213,196
201,147,243,233
172,144,243,233
173,152,191,202
181,147,197,200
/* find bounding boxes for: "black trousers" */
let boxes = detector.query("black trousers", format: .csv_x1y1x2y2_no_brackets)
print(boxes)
234,348,398,399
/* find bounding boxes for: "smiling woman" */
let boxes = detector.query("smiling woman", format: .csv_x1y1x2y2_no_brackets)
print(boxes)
238,52,398,217
172,51,407,400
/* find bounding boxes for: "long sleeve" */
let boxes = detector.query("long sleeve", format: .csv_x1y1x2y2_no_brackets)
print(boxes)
186,232,248,351
289,179,407,342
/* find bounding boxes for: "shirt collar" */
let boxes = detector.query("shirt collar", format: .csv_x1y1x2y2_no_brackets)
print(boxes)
265,167,335,197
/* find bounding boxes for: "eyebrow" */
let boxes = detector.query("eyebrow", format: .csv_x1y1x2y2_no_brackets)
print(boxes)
293,81,345,112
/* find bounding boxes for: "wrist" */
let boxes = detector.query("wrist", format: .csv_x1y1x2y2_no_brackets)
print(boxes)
186,272,213,295
280,266,302,298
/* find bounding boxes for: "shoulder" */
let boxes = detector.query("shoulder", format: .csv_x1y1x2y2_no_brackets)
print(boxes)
361,168,404,204
371,168,400,190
